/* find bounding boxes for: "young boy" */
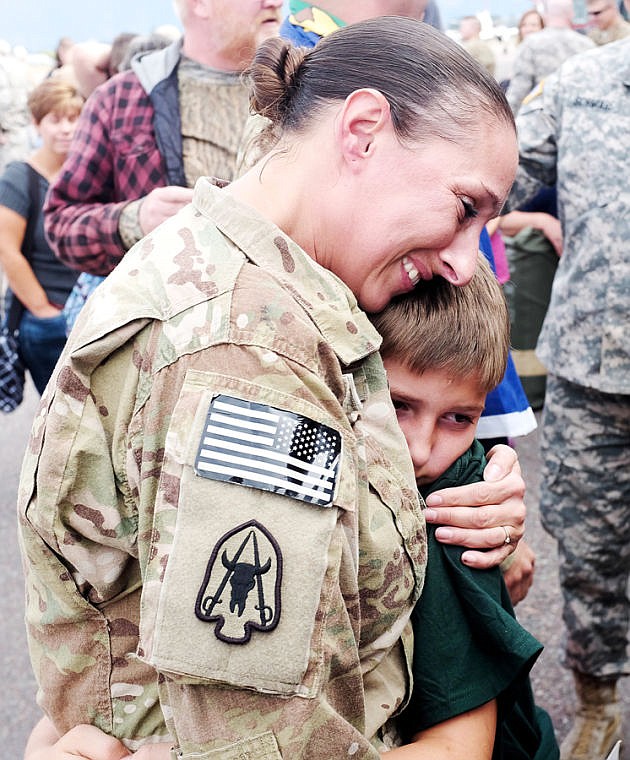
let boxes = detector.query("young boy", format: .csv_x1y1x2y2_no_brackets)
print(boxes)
371,255,558,759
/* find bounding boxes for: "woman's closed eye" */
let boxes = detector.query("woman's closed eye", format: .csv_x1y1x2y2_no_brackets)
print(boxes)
460,197,479,222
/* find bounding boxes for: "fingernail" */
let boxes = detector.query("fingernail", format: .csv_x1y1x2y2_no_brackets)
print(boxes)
425,493,443,506
424,508,437,522
435,528,453,541
485,463,501,481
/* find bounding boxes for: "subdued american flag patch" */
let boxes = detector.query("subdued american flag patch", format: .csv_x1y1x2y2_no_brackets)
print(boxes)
195,395,341,507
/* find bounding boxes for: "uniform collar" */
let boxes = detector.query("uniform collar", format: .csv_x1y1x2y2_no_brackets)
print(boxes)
194,177,382,367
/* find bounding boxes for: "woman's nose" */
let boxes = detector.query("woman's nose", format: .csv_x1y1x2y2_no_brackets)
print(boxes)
437,227,483,286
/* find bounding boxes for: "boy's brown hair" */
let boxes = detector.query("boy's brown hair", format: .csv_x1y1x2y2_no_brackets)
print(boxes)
371,254,509,393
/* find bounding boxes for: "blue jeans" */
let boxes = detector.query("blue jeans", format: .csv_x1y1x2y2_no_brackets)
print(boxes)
19,310,68,395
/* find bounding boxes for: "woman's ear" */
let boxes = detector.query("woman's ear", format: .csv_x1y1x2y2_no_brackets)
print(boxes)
337,88,392,165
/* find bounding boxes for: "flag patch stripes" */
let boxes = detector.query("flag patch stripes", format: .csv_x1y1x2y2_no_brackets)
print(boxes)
195,395,341,506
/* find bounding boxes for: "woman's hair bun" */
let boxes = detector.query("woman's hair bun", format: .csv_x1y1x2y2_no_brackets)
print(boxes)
247,37,307,126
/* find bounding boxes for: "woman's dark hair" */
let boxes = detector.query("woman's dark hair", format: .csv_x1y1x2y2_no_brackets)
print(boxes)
246,17,515,146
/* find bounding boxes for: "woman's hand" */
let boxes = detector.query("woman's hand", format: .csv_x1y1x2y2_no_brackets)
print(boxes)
424,444,526,569
502,539,536,605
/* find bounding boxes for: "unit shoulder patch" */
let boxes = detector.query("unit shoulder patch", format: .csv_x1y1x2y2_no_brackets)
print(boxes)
195,520,282,644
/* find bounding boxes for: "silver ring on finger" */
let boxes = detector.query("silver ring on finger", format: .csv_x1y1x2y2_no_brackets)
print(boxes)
502,526,512,545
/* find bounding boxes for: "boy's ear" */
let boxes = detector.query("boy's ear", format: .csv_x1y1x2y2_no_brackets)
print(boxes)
337,88,392,165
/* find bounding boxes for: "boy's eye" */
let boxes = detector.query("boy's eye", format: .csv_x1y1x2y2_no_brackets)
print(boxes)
444,412,475,425
391,398,409,413
456,413,474,424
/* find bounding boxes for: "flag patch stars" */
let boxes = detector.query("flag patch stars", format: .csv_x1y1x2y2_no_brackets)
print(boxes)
194,394,341,507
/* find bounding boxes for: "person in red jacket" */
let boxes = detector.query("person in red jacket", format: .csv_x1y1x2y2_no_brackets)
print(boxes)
44,0,283,277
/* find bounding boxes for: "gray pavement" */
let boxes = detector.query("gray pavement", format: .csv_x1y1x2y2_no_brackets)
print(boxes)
1,380,40,755
1,390,628,756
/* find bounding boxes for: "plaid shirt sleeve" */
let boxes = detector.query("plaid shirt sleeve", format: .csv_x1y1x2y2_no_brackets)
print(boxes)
44,73,168,276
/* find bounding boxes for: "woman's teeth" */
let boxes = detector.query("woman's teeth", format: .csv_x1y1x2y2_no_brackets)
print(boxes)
403,257,420,286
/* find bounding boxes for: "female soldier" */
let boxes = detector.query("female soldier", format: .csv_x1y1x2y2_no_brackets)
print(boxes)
20,18,521,760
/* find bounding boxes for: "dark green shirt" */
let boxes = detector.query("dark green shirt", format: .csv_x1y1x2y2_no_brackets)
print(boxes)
400,439,558,759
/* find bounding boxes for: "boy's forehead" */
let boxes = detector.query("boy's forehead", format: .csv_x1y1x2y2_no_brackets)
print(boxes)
385,360,486,405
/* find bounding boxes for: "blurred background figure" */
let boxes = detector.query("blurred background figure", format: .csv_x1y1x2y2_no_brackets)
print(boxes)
506,35,630,760
116,31,176,73
458,14,497,76
44,0,283,300
586,0,630,42
0,78,83,395
0,41,33,171
500,0,594,411
50,28,180,99
51,34,135,98
496,8,545,92
422,0,444,29
517,8,545,41
507,0,595,115
53,36,75,70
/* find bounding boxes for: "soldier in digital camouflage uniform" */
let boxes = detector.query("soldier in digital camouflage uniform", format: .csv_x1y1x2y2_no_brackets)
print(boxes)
586,0,630,45
506,36,630,760
506,0,595,116
19,20,523,760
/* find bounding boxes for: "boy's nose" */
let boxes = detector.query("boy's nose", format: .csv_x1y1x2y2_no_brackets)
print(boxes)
408,431,432,472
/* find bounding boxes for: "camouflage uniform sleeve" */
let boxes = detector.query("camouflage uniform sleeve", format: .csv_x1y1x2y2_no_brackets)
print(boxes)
132,337,385,759
126,259,422,757
505,73,560,213
18,326,170,745
506,41,538,115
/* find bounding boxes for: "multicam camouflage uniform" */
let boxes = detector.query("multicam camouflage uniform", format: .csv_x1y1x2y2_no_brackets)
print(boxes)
506,39,630,679
506,27,595,115
18,178,427,757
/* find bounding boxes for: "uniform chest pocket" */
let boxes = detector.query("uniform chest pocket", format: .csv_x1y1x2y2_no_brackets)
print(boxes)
138,369,357,697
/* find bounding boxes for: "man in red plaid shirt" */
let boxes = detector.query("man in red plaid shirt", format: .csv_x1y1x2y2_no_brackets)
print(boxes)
44,0,283,277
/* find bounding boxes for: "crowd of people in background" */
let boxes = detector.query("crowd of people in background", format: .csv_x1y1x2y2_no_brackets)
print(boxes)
1,2,629,759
